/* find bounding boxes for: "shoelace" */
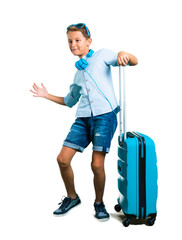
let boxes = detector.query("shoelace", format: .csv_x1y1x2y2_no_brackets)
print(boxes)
58,196,72,209
95,202,107,213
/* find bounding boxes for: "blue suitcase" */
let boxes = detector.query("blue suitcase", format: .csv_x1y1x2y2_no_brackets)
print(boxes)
114,67,158,227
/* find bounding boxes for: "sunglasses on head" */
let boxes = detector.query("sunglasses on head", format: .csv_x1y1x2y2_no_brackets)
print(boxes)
67,23,91,38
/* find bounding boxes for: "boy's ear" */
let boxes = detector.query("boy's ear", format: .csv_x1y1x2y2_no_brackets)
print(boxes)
87,38,92,46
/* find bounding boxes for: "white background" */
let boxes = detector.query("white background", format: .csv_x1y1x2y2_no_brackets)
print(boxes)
0,0,182,239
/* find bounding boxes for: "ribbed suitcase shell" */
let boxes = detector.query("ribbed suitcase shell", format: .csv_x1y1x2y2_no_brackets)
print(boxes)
117,132,158,225
116,67,158,226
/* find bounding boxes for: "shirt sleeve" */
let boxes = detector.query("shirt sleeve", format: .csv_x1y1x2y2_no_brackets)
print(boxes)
102,48,130,67
64,83,82,108
102,48,118,67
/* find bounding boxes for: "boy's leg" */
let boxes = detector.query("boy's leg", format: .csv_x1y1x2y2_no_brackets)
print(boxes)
57,146,77,199
91,151,106,203
91,150,110,221
53,146,81,216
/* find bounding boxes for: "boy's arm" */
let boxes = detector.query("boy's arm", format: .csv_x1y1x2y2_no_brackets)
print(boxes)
46,93,66,106
30,83,66,106
117,51,138,66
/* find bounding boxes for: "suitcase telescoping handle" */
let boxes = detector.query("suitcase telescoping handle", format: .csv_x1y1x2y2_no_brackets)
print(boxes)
119,66,127,142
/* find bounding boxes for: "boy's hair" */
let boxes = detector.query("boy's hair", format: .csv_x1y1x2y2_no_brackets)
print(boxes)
67,25,91,39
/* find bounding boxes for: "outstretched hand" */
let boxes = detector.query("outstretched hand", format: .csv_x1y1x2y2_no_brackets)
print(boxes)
30,83,48,98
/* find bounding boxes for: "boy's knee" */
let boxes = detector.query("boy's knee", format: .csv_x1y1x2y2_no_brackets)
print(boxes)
91,151,105,174
91,161,104,174
57,154,70,168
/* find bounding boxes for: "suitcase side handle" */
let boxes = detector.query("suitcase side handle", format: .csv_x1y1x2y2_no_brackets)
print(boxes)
119,66,127,142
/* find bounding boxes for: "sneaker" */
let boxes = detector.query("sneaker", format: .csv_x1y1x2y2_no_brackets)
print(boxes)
53,195,81,216
94,202,110,221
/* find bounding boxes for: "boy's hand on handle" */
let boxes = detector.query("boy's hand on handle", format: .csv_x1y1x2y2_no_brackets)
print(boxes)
30,83,48,98
117,52,129,66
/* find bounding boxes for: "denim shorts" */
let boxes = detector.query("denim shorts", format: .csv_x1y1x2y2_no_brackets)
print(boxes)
63,108,118,153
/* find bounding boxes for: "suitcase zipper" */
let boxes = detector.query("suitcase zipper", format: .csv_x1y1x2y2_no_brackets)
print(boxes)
131,132,146,219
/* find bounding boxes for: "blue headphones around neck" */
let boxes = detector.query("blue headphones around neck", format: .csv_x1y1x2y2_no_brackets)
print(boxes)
75,49,94,70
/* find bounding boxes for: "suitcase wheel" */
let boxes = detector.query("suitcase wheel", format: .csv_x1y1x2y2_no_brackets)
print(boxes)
114,204,121,212
147,216,156,226
122,218,131,227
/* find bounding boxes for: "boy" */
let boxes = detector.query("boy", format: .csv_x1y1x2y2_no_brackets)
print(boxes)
30,23,138,221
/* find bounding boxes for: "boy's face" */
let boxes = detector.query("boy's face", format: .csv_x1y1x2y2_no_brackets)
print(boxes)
67,31,92,59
